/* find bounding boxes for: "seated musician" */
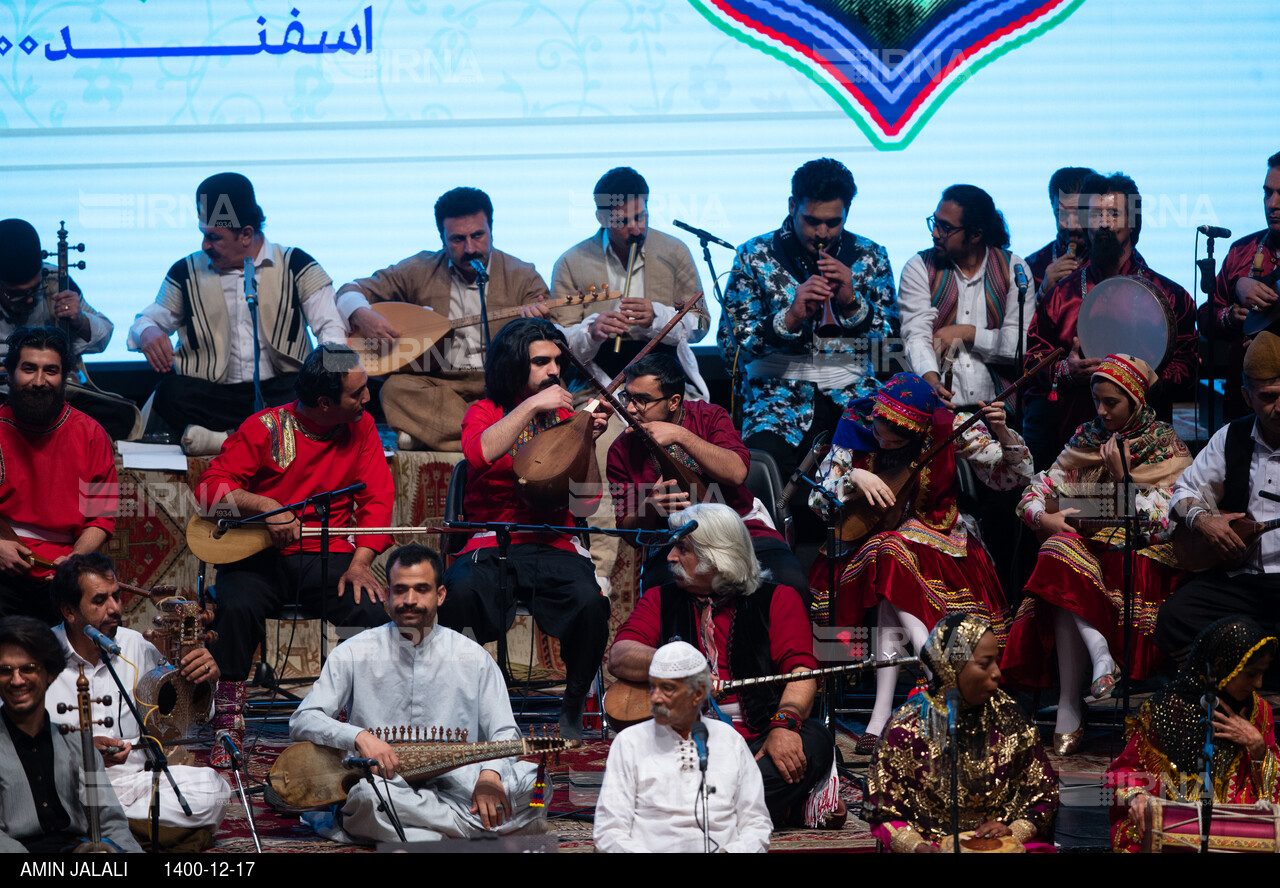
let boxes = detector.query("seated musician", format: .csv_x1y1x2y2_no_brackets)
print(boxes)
1196,152,1280,422
291,544,547,844
46,554,230,845
438,318,610,740
605,352,806,598
865,614,1059,853
594,640,773,853
0,616,142,853
1022,172,1197,470
609,503,840,829
337,187,553,452
808,372,1031,755
1155,331,1280,669
129,173,348,454
0,326,116,624
1109,617,1278,853
1002,354,1193,754
194,344,394,767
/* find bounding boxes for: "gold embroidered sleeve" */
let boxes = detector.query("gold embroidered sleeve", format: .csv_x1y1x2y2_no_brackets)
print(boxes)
1009,819,1037,844
887,824,928,855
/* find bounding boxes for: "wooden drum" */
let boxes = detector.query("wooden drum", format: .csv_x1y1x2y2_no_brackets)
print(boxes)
1142,798,1280,853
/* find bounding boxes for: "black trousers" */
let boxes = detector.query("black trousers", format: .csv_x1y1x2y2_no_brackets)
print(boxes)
640,535,811,608
0,573,61,624
152,373,298,435
439,543,610,699
1155,570,1280,685
746,718,835,826
208,550,391,681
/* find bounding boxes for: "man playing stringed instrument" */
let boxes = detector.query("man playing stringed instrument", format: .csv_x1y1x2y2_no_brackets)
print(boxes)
290,544,547,844
46,553,230,844
194,344,394,767
609,503,839,829
1155,331,1280,678
337,186,555,452
0,326,116,625
605,353,806,597
808,372,1031,754
438,318,610,741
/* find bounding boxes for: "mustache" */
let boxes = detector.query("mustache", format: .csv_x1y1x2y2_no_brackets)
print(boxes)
651,704,671,718
538,376,561,390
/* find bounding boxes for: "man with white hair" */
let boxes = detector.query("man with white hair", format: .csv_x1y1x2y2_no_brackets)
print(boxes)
594,640,772,852
609,503,838,828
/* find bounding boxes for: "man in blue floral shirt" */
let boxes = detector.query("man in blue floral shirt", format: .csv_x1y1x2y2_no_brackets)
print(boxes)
718,158,898,486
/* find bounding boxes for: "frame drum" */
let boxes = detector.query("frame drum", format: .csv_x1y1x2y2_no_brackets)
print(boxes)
1077,275,1175,371
1142,798,1280,852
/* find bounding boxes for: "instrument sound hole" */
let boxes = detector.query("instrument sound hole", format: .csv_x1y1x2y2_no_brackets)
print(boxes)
158,683,177,716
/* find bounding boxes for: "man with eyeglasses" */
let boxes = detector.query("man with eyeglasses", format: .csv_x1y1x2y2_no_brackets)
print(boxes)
605,353,807,598
0,219,113,371
0,615,142,853
899,185,1034,412
1023,172,1197,469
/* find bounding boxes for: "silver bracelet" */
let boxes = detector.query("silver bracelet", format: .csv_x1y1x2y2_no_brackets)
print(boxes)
1185,506,1206,532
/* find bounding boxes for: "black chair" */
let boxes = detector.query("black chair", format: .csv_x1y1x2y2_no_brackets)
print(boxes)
746,448,788,540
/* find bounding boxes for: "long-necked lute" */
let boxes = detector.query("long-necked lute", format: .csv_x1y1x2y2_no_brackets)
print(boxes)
837,348,1064,544
603,655,920,732
512,294,706,511
1171,515,1280,573
268,730,578,809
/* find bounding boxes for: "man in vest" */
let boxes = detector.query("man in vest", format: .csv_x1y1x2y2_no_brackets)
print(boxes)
1157,330,1280,681
899,184,1034,412
608,503,839,828
129,172,347,454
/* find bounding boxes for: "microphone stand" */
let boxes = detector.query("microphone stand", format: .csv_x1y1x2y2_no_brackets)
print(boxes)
1118,439,1136,719
1198,662,1217,854
1195,234,1222,437
682,225,738,426
355,762,408,843
471,260,492,354
219,735,263,852
89,639,191,853
797,474,844,735
244,257,264,413
1014,268,1029,431
945,690,961,854
217,482,367,666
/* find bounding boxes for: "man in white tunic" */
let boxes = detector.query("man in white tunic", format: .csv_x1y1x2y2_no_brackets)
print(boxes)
290,543,546,843
594,640,772,853
45,554,230,834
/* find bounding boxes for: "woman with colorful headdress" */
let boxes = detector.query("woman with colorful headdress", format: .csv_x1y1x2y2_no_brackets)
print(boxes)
865,613,1059,853
1002,354,1193,754
808,372,1033,753
1108,616,1278,853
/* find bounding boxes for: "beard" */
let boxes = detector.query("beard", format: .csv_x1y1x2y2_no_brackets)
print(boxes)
876,438,923,474
1090,228,1124,269
8,381,65,426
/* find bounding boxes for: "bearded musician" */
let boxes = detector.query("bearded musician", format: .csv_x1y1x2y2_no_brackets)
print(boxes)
0,326,116,624
437,318,610,740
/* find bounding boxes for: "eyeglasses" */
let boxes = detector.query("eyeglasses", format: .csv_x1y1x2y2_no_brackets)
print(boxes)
0,663,42,681
0,282,41,302
619,390,664,409
926,215,963,237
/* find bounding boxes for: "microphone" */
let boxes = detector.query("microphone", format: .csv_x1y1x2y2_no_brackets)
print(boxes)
243,257,257,303
944,688,962,738
778,430,831,509
691,720,709,772
341,754,380,771
215,730,244,769
83,625,120,657
673,219,736,251
469,259,490,282
1198,225,1232,240
1014,264,1029,292
668,519,699,543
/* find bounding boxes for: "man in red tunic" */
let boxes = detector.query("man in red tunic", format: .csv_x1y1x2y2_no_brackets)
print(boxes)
605,352,806,597
438,318,611,740
1198,151,1280,422
0,326,116,624
1022,172,1197,470
195,344,394,766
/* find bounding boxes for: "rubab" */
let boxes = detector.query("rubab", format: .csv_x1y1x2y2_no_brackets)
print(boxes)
512,294,706,511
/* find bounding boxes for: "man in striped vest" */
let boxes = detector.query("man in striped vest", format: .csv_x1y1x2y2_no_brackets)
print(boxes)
128,173,347,454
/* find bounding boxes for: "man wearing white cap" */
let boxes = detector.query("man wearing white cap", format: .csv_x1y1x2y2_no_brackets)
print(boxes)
594,640,772,853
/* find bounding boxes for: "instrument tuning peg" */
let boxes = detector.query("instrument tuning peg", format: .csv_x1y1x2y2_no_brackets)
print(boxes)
431,726,438,741
446,728,453,742
56,702,72,714
462,729,468,742
100,717,114,728
98,695,112,707
58,724,72,735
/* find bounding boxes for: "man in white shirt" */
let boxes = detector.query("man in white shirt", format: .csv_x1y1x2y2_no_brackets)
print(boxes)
1157,331,1280,675
899,184,1034,412
594,639,772,853
44,553,230,841
290,543,547,843
128,172,347,454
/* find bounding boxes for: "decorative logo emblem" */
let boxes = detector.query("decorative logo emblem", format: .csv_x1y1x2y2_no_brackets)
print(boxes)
690,0,1085,150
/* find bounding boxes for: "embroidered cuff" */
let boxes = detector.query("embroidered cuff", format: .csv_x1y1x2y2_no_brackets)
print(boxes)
888,826,928,854
1009,819,1037,844
772,309,803,340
